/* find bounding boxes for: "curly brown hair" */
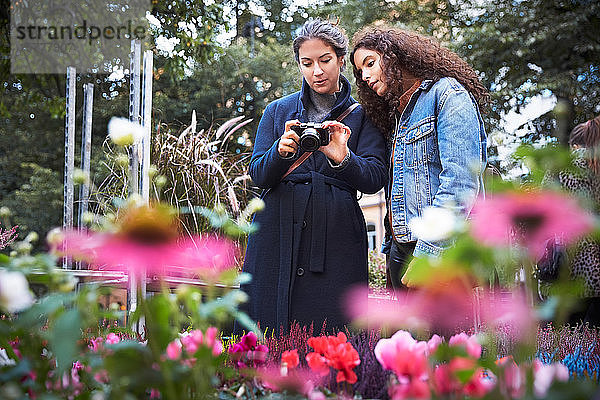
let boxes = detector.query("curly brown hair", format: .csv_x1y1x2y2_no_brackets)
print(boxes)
350,27,489,138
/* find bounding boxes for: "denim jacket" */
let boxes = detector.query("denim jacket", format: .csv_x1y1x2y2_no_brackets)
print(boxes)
388,77,487,257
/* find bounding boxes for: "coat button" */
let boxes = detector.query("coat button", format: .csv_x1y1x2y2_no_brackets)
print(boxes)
296,267,305,276
302,221,307,229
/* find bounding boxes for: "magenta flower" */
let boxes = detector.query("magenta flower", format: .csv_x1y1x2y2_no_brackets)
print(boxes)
166,339,182,360
89,337,104,352
471,191,594,258
448,333,481,358
105,333,121,345
229,331,269,368
54,230,237,278
165,327,223,362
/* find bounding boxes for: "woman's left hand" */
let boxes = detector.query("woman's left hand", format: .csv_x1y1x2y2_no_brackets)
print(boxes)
320,120,351,164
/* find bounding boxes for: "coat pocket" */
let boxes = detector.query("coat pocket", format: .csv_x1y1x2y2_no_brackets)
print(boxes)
403,116,437,168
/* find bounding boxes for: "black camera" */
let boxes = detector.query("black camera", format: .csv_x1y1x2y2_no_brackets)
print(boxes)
290,123,330,152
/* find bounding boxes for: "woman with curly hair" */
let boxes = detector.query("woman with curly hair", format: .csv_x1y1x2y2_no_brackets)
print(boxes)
350,27,488,289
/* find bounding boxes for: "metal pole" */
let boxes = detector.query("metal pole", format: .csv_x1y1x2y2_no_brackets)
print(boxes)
76,83,94,270
140,50,153,202
63,66,76,269
127,40,142,333
129,39,142,196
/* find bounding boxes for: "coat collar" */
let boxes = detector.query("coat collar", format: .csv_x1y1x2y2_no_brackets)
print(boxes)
296,74,353,121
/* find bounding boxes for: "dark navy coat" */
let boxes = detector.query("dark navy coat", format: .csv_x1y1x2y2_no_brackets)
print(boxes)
240,76,387,334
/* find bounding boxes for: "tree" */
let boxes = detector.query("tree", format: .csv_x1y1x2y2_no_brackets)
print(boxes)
456,0,600,145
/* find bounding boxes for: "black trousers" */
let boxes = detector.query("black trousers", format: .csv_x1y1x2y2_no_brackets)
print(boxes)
387,241,417,291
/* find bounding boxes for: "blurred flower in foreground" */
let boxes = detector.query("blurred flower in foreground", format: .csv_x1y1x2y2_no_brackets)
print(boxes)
346,281,536,337
166,327,223,362
108,117,146,146
408,206,461,242
0,269,34,313
471,191,594,258
257,362,322,396
374,330,432,399
52,203,237,278
532,359,569,397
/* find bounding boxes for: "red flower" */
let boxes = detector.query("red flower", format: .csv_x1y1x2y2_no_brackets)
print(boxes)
281,349,299,369
305,332,360,384
306,352,330,377
328,342,360,384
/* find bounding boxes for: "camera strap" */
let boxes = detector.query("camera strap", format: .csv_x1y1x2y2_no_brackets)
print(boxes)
280,102,360,180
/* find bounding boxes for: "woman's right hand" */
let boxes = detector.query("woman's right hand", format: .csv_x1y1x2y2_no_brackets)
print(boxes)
278,120,301,157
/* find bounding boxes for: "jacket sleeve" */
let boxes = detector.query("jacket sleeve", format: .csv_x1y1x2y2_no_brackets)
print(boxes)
330,110,387,194
414,88,486,258
248,103,297,189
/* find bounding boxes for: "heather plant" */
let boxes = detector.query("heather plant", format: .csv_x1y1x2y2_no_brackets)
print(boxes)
0,224,17,251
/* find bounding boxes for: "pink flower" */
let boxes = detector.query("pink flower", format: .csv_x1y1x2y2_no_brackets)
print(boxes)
388,378,430,400
463,369,495,398
105,333,120,345
533,360,569,397
375,330,429,382
257,364,323,394
241,331,258,350
448,333,481,358
94,369,110,384
89,337,104,352
54,229,237,278
433,364,461,396
166,339,182,360
229,332,268,368
181,330,204,355
471,191,594,258
496,356,525,399
205,327,217,348
347,284,537,339
427,335,442,354
204,327,223,356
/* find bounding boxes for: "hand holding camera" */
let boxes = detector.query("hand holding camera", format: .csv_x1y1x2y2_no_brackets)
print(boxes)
279,120,351,163
278,120,301,157
320,120,351,164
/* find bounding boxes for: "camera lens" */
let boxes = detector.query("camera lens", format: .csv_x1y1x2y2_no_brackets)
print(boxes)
300,128,321,152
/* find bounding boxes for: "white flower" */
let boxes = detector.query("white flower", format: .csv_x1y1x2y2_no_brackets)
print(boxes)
408,206,460,242
0,348,16,366
108,117,146,146
0,269,34,313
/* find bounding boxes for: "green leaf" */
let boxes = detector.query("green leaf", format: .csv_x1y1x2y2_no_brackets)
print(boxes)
144,295,174,351
48,308,81,374
0,253,10,264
